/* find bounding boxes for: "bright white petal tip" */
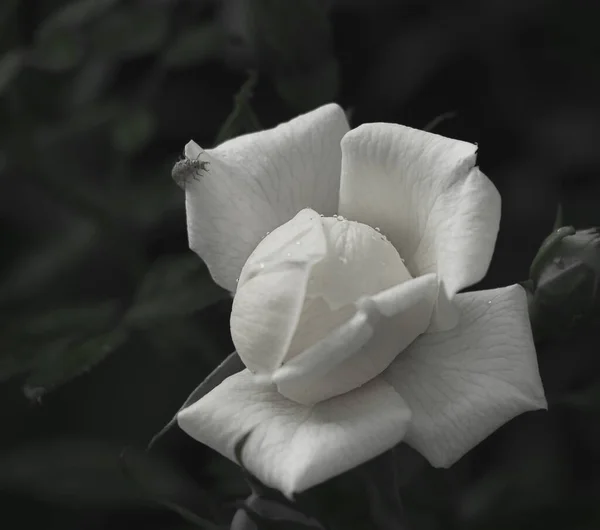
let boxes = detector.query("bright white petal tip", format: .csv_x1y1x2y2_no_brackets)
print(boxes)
184,104,349,292
339,123,501,327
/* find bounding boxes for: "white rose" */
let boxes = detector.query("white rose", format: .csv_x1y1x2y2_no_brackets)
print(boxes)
176,104,546,498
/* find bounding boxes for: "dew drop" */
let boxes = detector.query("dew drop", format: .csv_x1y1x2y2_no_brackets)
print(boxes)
487,300,492,305
235,277,239,283
320,213,325,217
287,252,292,257
296,241,301,245
266,231,271,236
375,227,381,232
259,263,265,269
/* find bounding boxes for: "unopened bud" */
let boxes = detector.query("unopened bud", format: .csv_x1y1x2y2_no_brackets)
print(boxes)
527,227,600,340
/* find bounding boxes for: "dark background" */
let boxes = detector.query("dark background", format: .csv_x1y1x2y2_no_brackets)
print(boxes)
1,0,600,529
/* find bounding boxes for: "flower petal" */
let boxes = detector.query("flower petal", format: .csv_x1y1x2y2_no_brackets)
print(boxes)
231,209,327,373
339,123,501,329
177,369,412,497
383,284,547,468
185,104,349,291
273,273,438,405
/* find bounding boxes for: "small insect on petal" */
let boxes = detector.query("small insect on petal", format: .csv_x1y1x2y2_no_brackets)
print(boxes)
171,153,210,190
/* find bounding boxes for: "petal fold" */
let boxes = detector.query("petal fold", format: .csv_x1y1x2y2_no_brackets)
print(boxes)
185,103,349,291
177,370,411,497
339,123,501,329
383,284,547,468
274,273,438,405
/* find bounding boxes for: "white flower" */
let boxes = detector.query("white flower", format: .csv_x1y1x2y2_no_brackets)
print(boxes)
176,104,547,498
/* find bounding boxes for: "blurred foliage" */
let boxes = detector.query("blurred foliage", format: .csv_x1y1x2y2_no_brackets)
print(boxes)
1,0,600,529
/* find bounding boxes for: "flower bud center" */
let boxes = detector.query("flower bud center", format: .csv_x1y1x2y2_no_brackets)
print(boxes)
230,209,412,378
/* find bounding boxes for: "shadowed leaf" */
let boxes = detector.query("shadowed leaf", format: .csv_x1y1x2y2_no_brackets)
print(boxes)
0,300,122,385
23,325,129,400
0,439,203,510
148,351,244,449
126,255,227,325
0,50,23,95
163,23,223,68
214,72,261,145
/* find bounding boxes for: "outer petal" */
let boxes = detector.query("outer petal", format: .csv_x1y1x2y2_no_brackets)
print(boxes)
383,284,547,468
339,123,501,329
177,369,411,498
185,104,349,291
273,273,438,405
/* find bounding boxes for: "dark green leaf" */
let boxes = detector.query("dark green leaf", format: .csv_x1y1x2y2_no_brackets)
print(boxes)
248,0,332,70
0,50,23,96
125,254,227,326
162,23,223,69
69,56,116,108
90,7,169,59
214,72,261,145
30,29,85,72
0,333,73,384
0,0,20,34
120,449,223,528
148,351,244,449
35,101,120,144
37,0,119,39
355,449,410,530
273,57,339,112
111,106,157,154
232,499,325,530
0,300,121,383
23,325,129,400
0,439,203,510
423,110,458,132
553,381,600,410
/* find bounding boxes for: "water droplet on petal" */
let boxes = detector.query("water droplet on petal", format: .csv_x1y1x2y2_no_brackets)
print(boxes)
259,263,265,269
320,213,325,217
286,252,292,257
296,241,301,245
266,231,270,236
487,300,492,305
235,277,239,283
375,227,381,232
